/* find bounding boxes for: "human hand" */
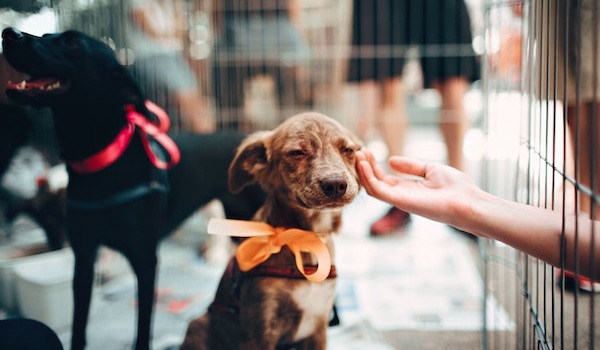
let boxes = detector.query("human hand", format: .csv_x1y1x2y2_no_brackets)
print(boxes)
355,149,477,227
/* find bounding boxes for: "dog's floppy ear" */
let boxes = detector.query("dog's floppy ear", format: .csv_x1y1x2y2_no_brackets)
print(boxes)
228,131,272,193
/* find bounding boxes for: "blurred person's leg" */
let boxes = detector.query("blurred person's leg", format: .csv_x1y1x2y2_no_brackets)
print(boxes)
433,76,470,171
564,0,600,219
369,77,411,236
550,0,600,290
413,0,479,171
377,77,408,157
355,80,379,143
567,102,600,219
431,76,474,239
559,105,600,291
347,0,411,236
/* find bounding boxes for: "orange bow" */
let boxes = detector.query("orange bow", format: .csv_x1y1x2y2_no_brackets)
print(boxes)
207,218,332,283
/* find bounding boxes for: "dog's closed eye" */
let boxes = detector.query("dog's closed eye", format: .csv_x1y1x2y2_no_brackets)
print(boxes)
341,146,356,157
286,149,306,158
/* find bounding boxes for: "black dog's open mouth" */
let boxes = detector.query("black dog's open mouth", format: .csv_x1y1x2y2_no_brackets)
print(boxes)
7,77,70,95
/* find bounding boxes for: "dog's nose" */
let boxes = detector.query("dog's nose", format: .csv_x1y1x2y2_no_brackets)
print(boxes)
320,177,348,199
2,28,24,42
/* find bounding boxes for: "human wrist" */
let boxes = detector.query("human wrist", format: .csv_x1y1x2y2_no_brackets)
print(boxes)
450,185,491,237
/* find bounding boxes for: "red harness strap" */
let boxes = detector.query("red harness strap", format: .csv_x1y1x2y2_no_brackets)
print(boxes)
68,100,180,174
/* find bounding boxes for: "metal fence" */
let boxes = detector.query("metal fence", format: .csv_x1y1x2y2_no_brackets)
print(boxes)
3,0,598,348
482,0,599,349
49,0,352,133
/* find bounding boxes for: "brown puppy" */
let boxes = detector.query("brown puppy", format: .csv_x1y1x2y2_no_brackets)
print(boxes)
181,112,362,350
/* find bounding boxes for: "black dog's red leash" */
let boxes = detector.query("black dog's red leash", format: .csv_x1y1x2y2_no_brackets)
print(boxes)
68,100,181,173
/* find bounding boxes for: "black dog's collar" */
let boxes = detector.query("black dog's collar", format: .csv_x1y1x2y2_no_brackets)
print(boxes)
68,100,180,174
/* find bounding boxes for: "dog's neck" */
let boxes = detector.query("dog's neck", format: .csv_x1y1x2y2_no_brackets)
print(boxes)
251,196,340,268
51,101,132,162
255,195,343,234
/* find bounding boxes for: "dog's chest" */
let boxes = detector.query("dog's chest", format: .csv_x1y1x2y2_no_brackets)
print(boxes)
289,280,336,340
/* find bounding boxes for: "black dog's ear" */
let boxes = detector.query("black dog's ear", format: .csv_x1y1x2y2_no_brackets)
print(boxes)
228,131,272,193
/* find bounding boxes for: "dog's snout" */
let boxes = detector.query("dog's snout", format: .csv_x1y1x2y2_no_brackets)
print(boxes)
320,177,348,199
2,28,24,42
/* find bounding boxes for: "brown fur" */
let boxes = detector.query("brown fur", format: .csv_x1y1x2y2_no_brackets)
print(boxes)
181,112,362,350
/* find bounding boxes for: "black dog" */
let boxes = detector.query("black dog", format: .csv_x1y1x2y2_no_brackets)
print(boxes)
2,28,264,350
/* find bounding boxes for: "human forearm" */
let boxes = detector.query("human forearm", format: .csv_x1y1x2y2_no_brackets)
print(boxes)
356,151,599,280
466,189,599,279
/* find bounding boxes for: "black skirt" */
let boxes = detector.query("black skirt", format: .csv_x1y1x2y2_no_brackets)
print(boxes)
347,0,480,87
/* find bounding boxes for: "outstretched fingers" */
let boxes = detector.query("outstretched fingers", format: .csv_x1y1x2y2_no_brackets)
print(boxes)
357,158,392,198
355,149,383,180
388,156,428,179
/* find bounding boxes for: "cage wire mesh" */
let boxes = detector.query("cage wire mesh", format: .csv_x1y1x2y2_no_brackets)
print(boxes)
482,0,599,349
1,0,482,135
4,0,599,348
36,0,351,133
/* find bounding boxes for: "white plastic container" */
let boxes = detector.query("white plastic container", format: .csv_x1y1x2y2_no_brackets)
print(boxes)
0,247,20,310
0,243,52,310
14,248,74,330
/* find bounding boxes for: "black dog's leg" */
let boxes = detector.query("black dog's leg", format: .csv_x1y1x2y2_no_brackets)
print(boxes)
71,244,99,350
128,248,158,350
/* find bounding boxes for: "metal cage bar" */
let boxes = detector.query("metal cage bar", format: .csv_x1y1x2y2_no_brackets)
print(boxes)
482,0,599,348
